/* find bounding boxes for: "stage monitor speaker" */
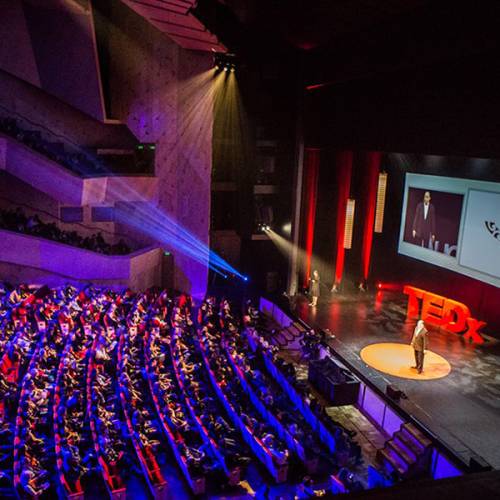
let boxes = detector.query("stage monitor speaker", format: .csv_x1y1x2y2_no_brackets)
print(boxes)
386,384,403,401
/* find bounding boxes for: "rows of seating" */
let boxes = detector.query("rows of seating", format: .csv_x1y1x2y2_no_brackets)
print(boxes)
53,322,96,498
13,320,71,497
0,208,131,255
117,316,168,498
0,286,53,492
225,331,333,471
196,299,291,483
224,299,363,491
170,322,252,484
87,323,127,499
223,301,358,474
0,282,373,498
144,320,217,495
243,310,363,473
0,322,40,425
0,116,107,177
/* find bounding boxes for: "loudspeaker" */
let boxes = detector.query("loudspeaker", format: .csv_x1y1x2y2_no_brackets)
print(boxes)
386,384,403,400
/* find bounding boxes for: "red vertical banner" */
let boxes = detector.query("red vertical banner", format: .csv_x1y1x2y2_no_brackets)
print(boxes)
333,151,353,286
361,151,382,281
302,148,320,288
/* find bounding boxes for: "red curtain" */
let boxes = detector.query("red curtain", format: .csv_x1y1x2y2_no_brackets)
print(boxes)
302,148,320,288
361,151,382,281
333,151,353,285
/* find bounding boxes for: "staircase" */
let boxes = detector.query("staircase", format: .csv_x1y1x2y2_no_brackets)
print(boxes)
377,422,432,479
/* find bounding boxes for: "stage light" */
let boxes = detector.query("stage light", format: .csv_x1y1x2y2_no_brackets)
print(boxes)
282,222,291,235
343,199,356,249
378,283,382,289
374,172,388,233
243,276,249,282
224,67,229,72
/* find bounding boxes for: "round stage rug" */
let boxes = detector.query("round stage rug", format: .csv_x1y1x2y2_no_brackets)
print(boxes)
360,343,451,380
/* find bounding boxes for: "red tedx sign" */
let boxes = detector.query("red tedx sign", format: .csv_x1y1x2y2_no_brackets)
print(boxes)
403,285,486,344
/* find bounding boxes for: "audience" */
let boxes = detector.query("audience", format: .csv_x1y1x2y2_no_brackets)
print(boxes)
0,116,107,176
0,207,130,255
0,282,366,497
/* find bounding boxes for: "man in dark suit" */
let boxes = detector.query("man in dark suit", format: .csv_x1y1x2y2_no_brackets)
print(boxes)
412,191,436,248
411,320,428,374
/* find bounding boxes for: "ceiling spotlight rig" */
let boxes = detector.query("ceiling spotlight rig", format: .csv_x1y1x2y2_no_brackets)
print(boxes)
213,52,238,73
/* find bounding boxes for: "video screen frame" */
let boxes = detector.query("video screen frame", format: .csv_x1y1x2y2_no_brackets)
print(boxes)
398,173,500,288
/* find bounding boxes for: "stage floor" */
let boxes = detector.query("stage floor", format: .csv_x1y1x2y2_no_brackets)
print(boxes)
291,291,500,470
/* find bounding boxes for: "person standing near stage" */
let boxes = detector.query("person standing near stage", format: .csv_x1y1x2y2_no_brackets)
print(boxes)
309,270,320,307
411,319,428,374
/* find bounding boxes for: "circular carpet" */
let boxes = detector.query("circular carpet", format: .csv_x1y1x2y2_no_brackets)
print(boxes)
360,343,451,380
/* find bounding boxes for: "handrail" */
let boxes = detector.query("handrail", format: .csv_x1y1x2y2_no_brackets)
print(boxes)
0,104,152,176
117,327,168,499
54,323,96,499
243,327,338,456
143,328,206,495
13,321,73,499
0,102,98,157
223,341,308,462
195,327,288,482
86,325,127,499
169,327,243,485
0,195,143,249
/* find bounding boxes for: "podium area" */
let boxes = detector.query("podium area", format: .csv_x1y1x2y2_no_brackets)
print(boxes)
292,290,500,470
360,343,451,380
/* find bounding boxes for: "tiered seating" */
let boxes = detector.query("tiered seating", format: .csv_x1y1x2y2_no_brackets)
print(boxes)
0,285,72,493
170,324,251,484
0,208,131,255
244,321,356,460
13,322,71,498
0,323,41,425
242,304,366,489
117,323,168,499
196,304,290,483
87,324,127,499
0,283,395,497
225,332,333,472
0,116,107,176
53,323,96,499
0,289,18,358
144,325,216,495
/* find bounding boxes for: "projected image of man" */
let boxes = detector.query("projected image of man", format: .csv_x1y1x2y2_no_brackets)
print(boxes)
412,191,436,248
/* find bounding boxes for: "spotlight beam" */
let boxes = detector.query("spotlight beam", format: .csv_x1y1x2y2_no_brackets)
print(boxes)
75,68,246,281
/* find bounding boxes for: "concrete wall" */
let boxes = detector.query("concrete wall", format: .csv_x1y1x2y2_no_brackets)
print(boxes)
0,229,163,290
0,135,158,206
0,69,135,150
0,0,105,120
0,150,156,249
102,0,213,298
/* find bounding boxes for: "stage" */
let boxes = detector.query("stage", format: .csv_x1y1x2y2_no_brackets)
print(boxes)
291,290,500,470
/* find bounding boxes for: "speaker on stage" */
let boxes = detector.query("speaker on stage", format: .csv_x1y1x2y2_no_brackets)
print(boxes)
386,384,403,400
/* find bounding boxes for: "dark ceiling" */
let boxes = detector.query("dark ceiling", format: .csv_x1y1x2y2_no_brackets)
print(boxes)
234,0,431,51
200,0,500,158
201,0,500,86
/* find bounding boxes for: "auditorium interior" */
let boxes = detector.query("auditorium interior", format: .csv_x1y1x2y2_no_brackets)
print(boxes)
1,0,500,499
